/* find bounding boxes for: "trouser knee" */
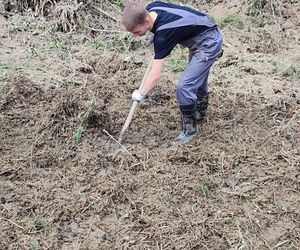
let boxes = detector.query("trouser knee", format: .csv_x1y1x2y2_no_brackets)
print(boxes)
176,85,197,106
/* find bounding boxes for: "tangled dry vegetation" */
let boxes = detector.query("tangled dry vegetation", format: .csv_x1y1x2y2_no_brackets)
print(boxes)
4,0,123,32
0,0,300,249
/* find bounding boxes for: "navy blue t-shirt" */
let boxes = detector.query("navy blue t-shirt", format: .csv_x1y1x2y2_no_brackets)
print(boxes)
146,1,214,59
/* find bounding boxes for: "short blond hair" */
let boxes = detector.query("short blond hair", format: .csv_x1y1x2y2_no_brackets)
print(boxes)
121,2,149,31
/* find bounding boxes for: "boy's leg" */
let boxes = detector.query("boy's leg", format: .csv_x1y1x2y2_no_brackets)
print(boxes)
176,56,216,144
196,73,210,122
176,55,215,106
176,28,223,143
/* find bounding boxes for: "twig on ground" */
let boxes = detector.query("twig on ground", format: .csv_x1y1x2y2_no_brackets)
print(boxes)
274,240,290,249
92,5,119,22
1,218,24,230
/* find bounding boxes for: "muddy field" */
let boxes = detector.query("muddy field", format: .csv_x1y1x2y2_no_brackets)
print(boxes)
0,0,300,249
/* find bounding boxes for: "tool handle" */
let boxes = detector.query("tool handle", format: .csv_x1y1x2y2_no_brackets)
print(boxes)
118,57,153,143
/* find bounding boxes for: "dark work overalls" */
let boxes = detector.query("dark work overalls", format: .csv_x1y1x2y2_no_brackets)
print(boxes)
149,6,223,143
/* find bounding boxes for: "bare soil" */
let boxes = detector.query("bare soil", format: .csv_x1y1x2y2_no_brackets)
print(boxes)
0,1,300,249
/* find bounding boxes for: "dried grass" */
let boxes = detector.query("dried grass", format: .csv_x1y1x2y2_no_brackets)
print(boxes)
15,0,55,15
5,0,123,33
1,48,299,248
52,1,84,32
245,0,284,16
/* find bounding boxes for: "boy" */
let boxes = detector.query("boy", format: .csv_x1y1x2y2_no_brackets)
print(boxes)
122,1,223,144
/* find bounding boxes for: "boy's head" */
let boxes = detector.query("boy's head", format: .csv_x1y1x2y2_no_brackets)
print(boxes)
122,2,150,36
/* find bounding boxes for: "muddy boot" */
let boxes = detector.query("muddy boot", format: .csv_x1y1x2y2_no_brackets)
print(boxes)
196,91,209,123
178,104,197,144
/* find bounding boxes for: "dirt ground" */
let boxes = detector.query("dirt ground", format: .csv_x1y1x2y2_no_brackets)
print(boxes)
0,0,300,249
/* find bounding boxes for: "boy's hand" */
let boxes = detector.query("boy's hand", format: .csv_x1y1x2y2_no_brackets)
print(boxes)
131,90,145,102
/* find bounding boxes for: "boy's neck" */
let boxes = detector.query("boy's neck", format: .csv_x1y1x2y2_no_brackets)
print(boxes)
148,11,158,30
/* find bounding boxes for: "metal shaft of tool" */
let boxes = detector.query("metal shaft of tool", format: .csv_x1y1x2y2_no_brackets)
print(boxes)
118,58,153,143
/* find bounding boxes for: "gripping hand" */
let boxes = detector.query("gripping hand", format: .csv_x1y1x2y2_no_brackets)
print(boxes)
131,90,145,102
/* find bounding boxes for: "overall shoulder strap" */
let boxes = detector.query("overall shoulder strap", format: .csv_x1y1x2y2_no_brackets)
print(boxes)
149,6,215,31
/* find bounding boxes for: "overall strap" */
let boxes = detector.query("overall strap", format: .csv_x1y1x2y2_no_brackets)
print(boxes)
149,6,215,31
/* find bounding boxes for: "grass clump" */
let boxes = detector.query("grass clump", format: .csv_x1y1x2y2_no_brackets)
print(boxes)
246,1,271,27
83,100,95,119
166,45,189,73
29,238,40,250
74,127,84,141
90,33,135,54
272,60,300,80
108,0,123,7
219,14,245,29
201,184,211,199
34,218,50,233
0,70,7,78
246,0,283,16
0,63,21,77
278,203,288,213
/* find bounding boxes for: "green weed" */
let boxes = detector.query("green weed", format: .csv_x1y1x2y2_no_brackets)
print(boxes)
27,46,39,58
219,14,245,29
24,38,71,61
166,45,189,73
210,15,218,24
50,41,66,51
6,20,25,34
247,4,265,27
34,218,50,233
281,64,300,79
0,63,21,77
250,15,265,27
72,100,94,141
84,99,94,119
68,82,80,91
0,71,7,78
278,203,288,213
74,127,84,141
201,184,211,198
235,219,254,248
247,3,262,17
90,39,103,50
109,0,123,7
90,33,134,53
29,238,40,250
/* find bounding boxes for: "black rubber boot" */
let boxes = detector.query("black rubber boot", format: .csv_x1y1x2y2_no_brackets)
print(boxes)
178,104,197,144
196,90,209,123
